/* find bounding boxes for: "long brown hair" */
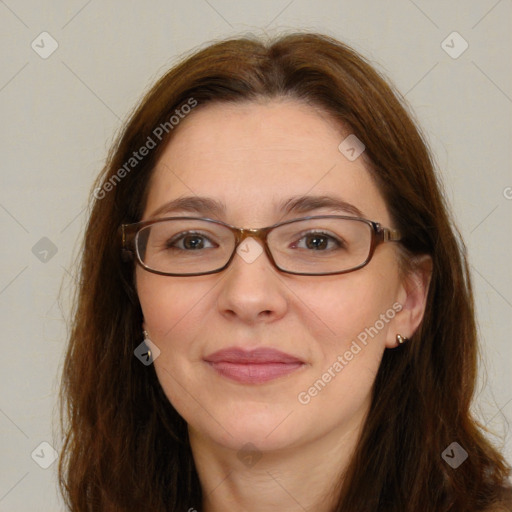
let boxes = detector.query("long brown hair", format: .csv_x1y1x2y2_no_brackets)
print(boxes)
59,32,511,511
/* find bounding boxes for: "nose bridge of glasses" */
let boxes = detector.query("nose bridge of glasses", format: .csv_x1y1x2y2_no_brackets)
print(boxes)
235,227,269,246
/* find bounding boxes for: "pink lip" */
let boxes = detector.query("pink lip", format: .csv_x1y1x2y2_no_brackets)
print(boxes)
204,347,304,384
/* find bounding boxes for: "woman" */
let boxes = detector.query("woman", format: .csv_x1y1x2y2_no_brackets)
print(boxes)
58,33,511,511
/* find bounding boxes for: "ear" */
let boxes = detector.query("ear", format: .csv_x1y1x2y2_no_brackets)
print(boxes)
385,254,433,349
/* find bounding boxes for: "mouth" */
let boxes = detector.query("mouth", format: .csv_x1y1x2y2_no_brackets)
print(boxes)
204,347,305,384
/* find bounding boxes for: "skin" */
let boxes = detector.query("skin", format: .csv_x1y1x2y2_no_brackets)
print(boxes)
136,99,431,511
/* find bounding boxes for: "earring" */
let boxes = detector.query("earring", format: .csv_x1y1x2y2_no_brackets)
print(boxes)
143,330,150,340
396,334,408,345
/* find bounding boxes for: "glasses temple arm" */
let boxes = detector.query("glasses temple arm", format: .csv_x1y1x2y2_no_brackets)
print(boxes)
382,227,402,242
119,225,135,261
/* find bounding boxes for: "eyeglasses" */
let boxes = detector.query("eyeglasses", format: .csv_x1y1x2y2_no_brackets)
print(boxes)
121,215,402,277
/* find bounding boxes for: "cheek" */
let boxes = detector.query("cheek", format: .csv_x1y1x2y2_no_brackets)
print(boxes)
136,271,212,414
289,267,400,353
136,270,221,393
136,270,204,337
293,274,397,418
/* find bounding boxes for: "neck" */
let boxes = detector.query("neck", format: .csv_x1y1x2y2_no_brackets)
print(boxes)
188,403,369,512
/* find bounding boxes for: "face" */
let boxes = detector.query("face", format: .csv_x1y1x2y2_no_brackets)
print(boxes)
136,99,411,454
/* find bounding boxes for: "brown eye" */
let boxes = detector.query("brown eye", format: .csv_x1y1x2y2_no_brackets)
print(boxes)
292,231,343,251
167,232,216,250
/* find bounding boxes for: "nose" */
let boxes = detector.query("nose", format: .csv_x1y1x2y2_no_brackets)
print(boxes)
216,238,288,324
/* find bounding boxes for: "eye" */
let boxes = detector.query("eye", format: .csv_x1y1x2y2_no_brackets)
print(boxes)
167,231,217,250
292,231,344,251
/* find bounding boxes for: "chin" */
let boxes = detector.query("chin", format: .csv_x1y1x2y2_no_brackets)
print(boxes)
189,409,305,452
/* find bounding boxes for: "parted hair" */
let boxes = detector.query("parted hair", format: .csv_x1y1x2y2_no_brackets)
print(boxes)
59,32,511,511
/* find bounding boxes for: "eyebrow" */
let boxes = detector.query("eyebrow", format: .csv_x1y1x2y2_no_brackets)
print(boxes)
148,194,365,220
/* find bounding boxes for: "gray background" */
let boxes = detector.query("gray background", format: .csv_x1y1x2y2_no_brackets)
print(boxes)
1,1,511,510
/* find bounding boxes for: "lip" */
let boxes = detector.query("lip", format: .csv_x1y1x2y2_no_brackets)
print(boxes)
204,347,305,384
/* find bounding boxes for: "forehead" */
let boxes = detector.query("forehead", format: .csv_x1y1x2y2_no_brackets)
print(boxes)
144,99,390,226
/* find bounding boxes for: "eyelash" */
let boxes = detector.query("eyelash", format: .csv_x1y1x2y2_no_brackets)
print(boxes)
165,230,344,251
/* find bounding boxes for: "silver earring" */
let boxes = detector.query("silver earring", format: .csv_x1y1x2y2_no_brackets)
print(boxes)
143,330,150,340
396,334,408,345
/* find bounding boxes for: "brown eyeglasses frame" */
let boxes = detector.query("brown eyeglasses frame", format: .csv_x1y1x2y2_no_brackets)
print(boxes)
120,215,402,277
